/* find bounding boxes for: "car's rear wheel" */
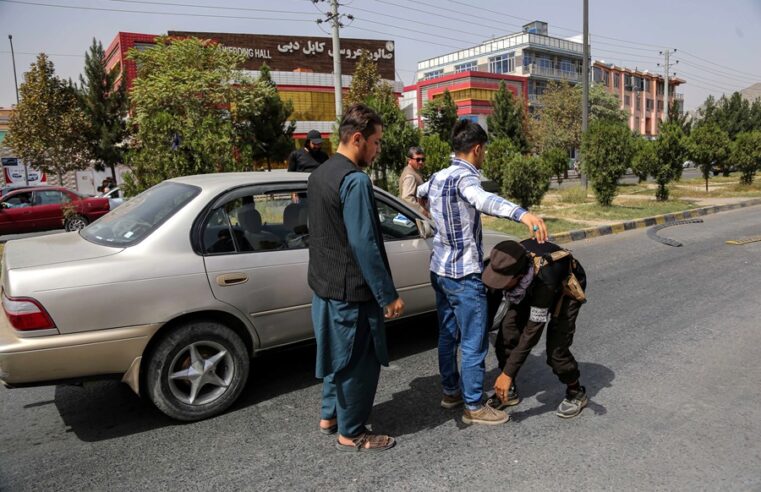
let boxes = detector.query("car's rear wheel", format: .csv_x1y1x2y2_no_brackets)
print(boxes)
64,214,89,231
144,320,250,421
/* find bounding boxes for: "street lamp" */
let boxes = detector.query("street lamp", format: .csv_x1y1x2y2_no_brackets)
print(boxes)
8,34,28,186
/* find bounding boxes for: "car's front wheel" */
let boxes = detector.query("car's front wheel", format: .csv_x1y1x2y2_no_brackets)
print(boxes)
144,320,250,421
64,214,89,231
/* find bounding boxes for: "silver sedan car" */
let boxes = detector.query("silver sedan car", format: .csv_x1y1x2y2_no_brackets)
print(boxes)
0,172,514,421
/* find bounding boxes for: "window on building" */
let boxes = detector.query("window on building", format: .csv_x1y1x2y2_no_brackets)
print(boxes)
537,57,552,70
454,61,477,73
646,99,654,112
562,60,576,76
624,74,633,90
423,69,444,80
636,98,641,110
523,53,534,67
489,53,515,74
656,81,664,95
644,80,651,92
657,100,664,111
624,95,631,106
614,74,620,88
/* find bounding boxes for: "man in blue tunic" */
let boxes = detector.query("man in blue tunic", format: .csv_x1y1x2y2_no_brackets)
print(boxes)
308,104,405,452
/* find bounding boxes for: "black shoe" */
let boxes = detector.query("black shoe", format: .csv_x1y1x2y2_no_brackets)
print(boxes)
486,385,520,410
556,385,588,418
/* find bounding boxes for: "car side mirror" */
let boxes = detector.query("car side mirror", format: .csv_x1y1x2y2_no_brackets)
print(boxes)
415,218,434,239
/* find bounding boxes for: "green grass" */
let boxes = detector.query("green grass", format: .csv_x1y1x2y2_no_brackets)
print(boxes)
556,186,590,204
483,216,595,239
544,199,698,222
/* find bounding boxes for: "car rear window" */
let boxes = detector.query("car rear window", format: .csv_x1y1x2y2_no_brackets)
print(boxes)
81,182,200,247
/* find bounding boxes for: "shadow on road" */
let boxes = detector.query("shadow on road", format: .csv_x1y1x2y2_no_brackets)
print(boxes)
52,313,439,442
371,353,615,437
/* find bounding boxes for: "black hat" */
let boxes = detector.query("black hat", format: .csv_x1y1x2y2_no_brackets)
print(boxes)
482,240,529,290
307,129,323,144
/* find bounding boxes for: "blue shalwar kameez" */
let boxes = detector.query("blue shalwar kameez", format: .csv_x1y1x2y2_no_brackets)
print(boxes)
311,172,398,438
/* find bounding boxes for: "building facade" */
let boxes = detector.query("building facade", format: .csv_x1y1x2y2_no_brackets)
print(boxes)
105,31,401,148
403,21,583,127
593,61,684,137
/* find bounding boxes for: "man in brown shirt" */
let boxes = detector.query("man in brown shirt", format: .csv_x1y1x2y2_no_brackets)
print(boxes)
398,146,427,216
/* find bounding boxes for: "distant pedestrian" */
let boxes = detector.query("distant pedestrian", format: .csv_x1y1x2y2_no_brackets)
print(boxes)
398,146,428,216
288,129,329,172
417,119,547,426
483,239,589,419
308,103,404,452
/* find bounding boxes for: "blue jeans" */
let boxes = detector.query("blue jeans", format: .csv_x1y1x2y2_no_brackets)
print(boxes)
431,272,489,410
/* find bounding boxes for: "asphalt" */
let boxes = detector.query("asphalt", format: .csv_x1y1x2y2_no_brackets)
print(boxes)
1,204,761,490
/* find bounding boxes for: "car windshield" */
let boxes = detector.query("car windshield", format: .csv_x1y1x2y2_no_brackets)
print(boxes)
81,182,200,247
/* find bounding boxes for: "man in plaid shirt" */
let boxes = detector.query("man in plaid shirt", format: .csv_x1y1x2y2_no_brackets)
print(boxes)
417,119,547,425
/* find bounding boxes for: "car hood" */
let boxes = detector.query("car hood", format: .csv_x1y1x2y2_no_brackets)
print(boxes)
3,232,123,270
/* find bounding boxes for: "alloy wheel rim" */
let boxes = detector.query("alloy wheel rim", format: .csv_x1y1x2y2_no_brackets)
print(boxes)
167,341,234,406
68,218,86,230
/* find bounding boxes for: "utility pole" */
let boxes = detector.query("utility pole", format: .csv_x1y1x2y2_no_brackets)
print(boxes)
580,0,589,189
8,34,28,186
330,0,343,121
659,48,677,123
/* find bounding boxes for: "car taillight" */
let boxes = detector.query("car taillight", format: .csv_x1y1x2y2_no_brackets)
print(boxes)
2,292,56,331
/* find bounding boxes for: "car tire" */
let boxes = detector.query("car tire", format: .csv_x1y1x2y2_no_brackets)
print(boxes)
144,320,250,421
64,214,89,231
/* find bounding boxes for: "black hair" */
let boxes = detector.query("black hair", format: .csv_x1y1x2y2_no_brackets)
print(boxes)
451,119,488,153
339,103,383,143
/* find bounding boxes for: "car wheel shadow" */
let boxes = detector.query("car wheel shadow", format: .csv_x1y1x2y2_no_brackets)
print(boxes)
52,314,439,442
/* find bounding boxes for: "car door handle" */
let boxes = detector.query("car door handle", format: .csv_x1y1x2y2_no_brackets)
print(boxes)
216,273,249,286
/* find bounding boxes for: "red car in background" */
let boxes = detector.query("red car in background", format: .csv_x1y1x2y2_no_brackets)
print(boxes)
0,186,110,235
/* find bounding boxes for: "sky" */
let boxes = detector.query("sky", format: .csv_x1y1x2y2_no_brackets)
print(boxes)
1,0,760,111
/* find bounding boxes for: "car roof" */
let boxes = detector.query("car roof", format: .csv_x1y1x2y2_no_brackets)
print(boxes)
169,171,310,194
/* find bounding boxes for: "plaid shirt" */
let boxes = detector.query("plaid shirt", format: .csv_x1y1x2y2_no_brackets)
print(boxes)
417,158,526,279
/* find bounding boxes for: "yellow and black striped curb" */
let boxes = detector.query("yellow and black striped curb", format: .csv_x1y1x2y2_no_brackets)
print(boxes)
548,198,761,244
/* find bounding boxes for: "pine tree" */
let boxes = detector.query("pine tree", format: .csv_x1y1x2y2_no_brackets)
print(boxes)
487,81,528,152
79,38,128,181
346,51,381,107
5,54,90,185
421,89,458,144
246,63,296,171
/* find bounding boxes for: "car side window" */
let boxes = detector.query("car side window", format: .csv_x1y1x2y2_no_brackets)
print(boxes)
375,199,419,240
202,190,309,255
4,191,33,208
34,190,68,205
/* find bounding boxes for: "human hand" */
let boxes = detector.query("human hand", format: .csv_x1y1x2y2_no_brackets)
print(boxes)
384,297,405,319
520,212,548,243
493,372,513,403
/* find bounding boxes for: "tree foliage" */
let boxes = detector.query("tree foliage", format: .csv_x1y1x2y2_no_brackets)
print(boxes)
242,64,295,171
420,133,452,178
652,122,687,201
501,154,552,209
696,92,759,139
78,38,129,180
482,137,519,191
531,81,626,155
686,122,731,191
421,89,458,144
731,131,761,185
366,83,420,190
346,50,381,107
580,120,635,206
5,54,90,184
124,37,272,195
487,81,528,152
541,146,569,184
630,138,657,184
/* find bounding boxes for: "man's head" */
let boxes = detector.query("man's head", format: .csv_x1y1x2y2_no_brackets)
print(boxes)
407,146,425,171
305,129,323,152
451,119,488,168
338,103,383,168
482,240,530,291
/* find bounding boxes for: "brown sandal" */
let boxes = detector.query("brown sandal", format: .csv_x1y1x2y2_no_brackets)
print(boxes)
335,432,396,452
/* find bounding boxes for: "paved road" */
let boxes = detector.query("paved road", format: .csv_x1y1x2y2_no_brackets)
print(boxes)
2,205,761,490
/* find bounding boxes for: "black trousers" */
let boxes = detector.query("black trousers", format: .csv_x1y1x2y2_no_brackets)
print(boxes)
494,295,582,385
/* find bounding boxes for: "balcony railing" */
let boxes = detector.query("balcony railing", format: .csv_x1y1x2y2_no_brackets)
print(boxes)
524,64,581,82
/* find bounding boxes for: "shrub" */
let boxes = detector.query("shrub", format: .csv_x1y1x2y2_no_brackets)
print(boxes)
580,120,635,206
501,154,552,209
482,137,519,191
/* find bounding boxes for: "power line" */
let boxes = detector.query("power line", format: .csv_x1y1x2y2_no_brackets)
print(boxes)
351,17,482,46
678,60,759,85
343,24,463,50
0,49,84,58
0,0,317,22
678,49,761,80
348,5,486,42
109,0,315,16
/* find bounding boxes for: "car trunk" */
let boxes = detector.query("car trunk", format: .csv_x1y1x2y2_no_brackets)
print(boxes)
2,232,122,271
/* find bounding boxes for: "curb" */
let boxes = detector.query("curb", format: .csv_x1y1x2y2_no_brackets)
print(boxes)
548,198,761,244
